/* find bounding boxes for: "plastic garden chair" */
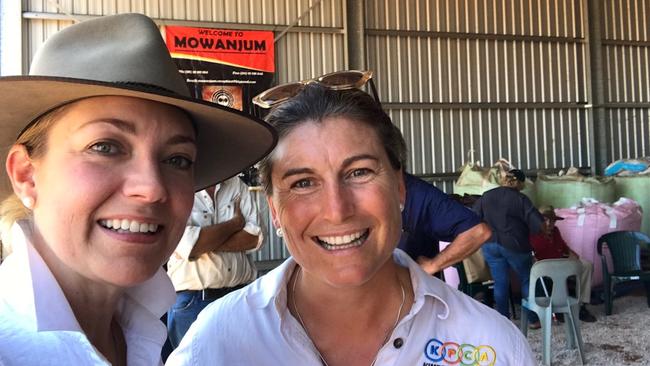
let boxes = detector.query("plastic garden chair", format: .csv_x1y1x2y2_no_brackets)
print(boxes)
520,259,585,366
597,231,650,315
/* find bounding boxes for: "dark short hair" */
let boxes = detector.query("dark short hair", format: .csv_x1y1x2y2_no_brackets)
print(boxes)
507,169,526,182
258,83,406,194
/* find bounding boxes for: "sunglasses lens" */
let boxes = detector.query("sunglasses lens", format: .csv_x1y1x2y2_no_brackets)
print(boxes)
318,71,367,89
254,82,304,108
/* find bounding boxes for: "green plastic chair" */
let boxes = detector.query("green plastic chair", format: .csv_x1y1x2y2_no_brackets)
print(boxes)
520,259,585,366
454,262,494,304
453,262,516,318
597,231,650,315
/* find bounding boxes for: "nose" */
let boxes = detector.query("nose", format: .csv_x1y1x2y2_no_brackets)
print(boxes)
321,182,354,223
122,156,168,203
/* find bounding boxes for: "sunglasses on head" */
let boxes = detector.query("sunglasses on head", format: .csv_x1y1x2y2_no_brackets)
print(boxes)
252,70,380,109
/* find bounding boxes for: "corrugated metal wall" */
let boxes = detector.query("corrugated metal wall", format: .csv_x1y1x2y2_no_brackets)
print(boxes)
22,0,347,81
12,0,650,265
602,0,650,161
365,0,592,192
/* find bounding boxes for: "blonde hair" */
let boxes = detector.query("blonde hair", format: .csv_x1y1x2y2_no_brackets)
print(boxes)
0,104,71,240
0,195,24,258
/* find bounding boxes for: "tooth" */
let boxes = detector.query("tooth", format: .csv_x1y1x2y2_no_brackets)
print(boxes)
100,219,109,228
139,223,149,232
113,219,120,229
129,221,139,232
343,234,352,243
120,219,130,230
149,223,158,232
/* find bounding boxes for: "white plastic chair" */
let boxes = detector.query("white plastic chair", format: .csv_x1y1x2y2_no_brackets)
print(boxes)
520,258,586,365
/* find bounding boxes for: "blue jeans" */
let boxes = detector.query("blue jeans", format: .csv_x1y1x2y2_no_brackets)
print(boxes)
482,242,537,322
167,291,219,349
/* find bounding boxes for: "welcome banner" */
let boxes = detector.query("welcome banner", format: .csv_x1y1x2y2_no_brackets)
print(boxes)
164,25,274,113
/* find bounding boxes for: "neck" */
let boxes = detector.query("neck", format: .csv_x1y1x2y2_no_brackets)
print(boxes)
294,261,410,318
289,261,413,366
31,233,125,364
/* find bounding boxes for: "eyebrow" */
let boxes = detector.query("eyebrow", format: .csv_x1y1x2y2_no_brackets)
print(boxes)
79,118,136,133
280,154,379,180
79,118,196,145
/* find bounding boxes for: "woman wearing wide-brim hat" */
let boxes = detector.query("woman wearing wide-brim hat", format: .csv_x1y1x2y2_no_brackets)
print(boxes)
0,13,275,365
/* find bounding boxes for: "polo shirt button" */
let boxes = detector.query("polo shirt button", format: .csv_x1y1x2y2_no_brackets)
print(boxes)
393,338,404,349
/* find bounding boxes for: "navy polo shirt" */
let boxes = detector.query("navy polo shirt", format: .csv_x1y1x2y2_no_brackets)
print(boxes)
398,173,481,259
472,186,543,253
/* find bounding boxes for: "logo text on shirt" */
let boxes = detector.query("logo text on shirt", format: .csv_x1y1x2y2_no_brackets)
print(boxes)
423,338,496,366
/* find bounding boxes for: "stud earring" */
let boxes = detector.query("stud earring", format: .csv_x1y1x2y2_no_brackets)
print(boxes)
276,228,284,238
22,196,34,210
399,203,404,212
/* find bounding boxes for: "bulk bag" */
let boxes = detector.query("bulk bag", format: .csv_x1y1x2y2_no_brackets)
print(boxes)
614,175,650,235
537,171,615,208
554,198,642,287
454,159,536,204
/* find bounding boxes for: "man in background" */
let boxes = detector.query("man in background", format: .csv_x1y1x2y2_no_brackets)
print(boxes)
399,172,491,276
166,175,263,349
530,205,597,322
473,169,544,327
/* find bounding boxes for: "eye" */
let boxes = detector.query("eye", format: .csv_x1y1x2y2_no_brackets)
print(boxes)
89,141,121,155
290,178,314,189
349,168,371,178
165,155,194,170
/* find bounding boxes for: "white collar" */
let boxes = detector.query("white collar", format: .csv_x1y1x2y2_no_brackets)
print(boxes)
244,248,451,319
2,221,175,338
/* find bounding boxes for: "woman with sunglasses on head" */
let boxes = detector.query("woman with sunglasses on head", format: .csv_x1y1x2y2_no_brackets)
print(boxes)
167,72,535,366
0,14,275,365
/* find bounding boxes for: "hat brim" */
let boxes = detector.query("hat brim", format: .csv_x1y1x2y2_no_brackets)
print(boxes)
543,213,565,221
0,76,277,200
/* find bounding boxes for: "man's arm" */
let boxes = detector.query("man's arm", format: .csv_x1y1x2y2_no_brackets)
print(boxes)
217,230,259,252
417,222,492,275
188,210,245,260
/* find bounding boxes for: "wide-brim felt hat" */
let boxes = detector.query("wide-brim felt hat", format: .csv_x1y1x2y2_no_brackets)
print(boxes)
539,205,565,221
0,13,277,200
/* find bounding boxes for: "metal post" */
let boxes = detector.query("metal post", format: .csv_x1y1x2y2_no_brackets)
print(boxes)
346,0,365,70
588,0,609,175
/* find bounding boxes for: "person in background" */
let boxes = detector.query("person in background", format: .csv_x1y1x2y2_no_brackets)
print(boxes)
399,172,491,276
167,73,535,365
0,13,274,364
166,175,263,349
529,205,597,323
473,169,544,328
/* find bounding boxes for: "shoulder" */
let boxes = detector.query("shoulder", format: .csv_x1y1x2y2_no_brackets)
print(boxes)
221,176,249,192
193,283,256,333
0,320,103,365
405,174,444,197
167,288,251,364
417,278,534,364
169,271,285,363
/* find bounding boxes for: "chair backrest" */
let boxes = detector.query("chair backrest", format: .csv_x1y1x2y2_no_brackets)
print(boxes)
454,262,470,291
528,258,582,308
597,231,650,274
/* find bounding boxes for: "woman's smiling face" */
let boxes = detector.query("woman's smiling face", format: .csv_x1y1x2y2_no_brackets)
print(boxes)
28,96,197,287
267,116,405,287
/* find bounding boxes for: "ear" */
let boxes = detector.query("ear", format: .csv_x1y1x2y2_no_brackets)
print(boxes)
266,195,281,228
6,144,37,203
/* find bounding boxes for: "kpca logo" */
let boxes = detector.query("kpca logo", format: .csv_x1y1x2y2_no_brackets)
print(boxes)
424,338,496,366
